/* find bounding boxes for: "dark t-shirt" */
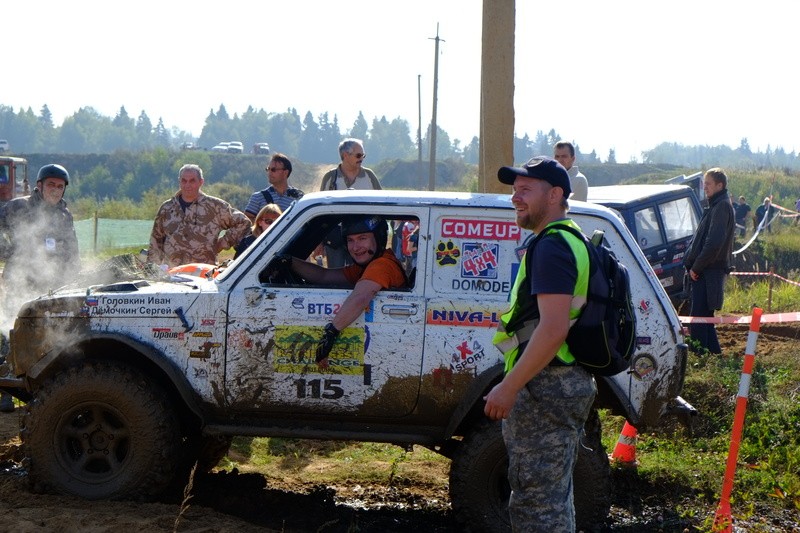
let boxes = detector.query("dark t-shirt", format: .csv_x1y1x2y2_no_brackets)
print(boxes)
734,202,751,222
529,233,579,297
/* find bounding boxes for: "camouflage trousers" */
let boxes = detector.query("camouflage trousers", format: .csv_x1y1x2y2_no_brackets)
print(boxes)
502,365,596,533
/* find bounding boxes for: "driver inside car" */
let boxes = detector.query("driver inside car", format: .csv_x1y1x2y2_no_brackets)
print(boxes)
277,216,408,367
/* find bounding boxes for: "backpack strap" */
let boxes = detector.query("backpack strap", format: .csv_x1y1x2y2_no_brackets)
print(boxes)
261,189,273,205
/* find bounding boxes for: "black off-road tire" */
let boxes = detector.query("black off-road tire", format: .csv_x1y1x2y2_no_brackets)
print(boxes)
450,410,612,532
21,362,181,500
573,408,612,531
449,420,510,533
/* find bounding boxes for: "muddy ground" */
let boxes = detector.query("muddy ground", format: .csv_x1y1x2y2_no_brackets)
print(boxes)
1,324,799,532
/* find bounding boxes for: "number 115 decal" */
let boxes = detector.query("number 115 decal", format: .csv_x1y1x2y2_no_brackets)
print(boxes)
294,378,344,399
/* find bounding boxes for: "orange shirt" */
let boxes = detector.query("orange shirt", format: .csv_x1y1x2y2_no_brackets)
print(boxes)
342,249,407,289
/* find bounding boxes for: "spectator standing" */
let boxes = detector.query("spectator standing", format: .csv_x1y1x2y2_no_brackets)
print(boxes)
795,197,800,225
755,197,775,233
148,164,250,268
244,153,303,222
234,204,282,259
319,139,382,268
0,163,79,294
553,141,588,202
484,156,596,532
733,195,751,238
0,163,79,412
683,168,735,354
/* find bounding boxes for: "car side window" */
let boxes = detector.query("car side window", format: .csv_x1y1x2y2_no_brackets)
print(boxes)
658,197,699,242
633,207,664,249
258,213,418,291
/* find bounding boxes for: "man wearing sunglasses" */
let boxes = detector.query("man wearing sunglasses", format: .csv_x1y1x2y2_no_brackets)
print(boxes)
244,153,304,223
319,138,382,267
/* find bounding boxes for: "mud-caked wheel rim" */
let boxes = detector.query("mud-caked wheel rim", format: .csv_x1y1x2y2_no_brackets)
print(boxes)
53,401,134,485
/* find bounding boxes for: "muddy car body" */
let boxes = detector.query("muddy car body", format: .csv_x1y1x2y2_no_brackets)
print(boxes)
4,190,688,530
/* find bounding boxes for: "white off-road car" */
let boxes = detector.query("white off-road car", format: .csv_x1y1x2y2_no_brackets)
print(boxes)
3,191,689,531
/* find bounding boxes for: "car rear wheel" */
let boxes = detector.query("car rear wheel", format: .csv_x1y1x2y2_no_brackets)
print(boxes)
22,362,180,500
449,409,611,532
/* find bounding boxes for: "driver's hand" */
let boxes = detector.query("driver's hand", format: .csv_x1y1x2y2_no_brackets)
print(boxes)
275,253,294,269
316,323,340,367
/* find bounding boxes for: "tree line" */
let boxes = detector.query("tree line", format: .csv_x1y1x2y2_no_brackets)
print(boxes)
4,102,800,171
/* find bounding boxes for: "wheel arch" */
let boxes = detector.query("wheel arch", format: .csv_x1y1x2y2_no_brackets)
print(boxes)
25,333,205,426
442,363,505,444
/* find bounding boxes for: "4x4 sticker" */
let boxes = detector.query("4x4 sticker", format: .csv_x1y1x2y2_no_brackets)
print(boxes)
461,242,499,278
450,339,488,372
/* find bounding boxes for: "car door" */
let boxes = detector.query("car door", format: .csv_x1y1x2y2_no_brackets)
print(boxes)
221,205,428,419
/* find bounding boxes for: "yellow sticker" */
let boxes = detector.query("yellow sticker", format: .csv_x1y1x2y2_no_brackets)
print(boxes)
273,325,365,375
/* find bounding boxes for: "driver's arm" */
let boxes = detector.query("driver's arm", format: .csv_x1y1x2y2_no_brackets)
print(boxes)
331,279,381,330
289,256,349,285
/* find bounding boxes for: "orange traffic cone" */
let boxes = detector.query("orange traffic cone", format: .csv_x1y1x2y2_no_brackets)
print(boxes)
611,421,638,467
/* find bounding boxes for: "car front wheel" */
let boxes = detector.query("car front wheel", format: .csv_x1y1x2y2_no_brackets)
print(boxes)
22,362,181,500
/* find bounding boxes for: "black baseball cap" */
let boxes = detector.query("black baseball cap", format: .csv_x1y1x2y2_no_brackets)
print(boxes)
497,156,571,198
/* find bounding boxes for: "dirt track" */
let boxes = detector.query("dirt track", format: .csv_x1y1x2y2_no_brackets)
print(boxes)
1,324,798,532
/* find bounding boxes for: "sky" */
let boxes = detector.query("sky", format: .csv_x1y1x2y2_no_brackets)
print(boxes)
4,0,799,163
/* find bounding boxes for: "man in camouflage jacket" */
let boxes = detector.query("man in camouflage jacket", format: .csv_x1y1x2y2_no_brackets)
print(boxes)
148,164,250,267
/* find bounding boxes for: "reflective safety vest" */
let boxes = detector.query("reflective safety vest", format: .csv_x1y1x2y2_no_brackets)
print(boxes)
493,219,590,374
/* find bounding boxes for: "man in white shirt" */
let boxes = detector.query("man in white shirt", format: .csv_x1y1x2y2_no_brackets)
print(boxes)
554,141,588,202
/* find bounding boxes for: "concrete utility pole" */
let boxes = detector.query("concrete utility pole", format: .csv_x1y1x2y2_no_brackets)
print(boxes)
479,0,515,193
428,24,444,191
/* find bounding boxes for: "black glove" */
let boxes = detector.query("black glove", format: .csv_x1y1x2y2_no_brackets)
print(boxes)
316,322,341,363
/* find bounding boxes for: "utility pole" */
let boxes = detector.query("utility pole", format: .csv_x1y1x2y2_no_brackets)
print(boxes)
428,24,444,191
417,74,423,190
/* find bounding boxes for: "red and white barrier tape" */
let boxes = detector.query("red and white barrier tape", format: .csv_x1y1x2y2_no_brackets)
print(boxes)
730,271,800,288
679,312,800,324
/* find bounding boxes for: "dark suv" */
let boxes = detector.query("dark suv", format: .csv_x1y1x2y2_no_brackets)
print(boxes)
588,184,702,303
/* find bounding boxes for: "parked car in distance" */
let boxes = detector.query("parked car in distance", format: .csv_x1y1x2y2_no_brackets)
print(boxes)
180,142,195,151
0,140,9,153
211,142,230,152
588,184,702,304
227,141,244,154
253,142,270,155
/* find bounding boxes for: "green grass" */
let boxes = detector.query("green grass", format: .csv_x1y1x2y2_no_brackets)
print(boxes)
221,437,450,487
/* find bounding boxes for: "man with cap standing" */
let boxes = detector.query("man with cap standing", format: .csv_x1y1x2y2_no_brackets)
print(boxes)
485,156,596,531
0,163,80,412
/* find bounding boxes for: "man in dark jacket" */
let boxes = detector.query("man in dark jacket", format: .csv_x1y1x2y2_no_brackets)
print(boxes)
683,168,734,354
0,163,79,411
0,163,79,295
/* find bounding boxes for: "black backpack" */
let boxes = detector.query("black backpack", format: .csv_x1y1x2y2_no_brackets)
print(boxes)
529,223,637,376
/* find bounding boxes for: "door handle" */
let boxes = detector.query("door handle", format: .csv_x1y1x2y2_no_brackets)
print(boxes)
381,304,418,317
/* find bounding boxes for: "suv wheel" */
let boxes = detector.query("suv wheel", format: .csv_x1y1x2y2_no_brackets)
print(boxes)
449,409,611,532
449,420,510,533
22,362,180,500
573,408,612,530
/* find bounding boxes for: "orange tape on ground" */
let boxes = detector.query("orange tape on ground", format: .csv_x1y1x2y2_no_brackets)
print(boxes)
679,312,800,324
